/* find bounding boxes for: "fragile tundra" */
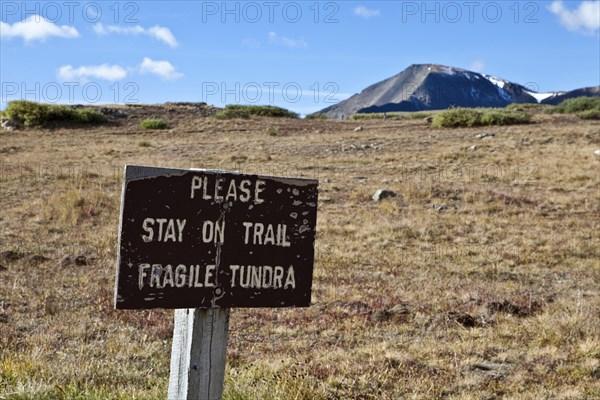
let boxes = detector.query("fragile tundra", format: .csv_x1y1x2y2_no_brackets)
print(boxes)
0,100,599,399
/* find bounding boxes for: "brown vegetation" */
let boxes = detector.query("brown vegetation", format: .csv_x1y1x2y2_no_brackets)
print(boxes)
0,105,598,399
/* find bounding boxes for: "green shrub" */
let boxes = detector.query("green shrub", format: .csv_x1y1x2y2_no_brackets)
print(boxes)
47,105,74,121
480,110,531,125
213,105,298,119
140,118,168,129
350,113,376,120
406,112,436,119
554,97,600,114
350,111,435,120
46,105,105,124
432,108,483,128
432,108,531,128
576,109,600,120
5,100,49,127
213,107,251,119
4,101,106,127
73,108,106,123
305,113,328,120
506,103,547,111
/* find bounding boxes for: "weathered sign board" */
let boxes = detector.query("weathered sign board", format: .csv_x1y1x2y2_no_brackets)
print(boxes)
114,165,318,309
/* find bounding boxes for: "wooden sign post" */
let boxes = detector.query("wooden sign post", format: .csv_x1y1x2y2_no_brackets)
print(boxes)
168,308,230,399
114,165,318,399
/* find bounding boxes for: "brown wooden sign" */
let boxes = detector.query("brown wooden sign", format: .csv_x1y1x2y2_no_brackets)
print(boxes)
114,165,318,309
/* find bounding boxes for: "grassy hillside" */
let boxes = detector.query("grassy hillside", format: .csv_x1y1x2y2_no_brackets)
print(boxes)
0,105,598,399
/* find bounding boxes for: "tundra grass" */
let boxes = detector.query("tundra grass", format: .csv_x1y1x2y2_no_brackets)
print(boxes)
0,111,598,399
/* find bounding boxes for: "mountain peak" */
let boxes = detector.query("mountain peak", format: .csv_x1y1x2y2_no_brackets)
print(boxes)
317,64,597,119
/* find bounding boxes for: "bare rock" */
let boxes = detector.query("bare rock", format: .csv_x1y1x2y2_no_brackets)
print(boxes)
471,362,510,377
434,204,447,212
100,107,128,117
372,189,397,202
1,119,17,131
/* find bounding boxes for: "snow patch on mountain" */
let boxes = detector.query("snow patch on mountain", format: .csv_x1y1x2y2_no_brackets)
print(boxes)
525,91,560,103
316,64,599,119
484,75,507,89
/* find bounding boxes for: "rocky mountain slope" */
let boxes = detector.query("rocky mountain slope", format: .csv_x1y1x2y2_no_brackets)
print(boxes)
318,64,599,119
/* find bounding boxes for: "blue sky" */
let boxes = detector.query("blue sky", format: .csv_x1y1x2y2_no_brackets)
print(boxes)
1,1,599,114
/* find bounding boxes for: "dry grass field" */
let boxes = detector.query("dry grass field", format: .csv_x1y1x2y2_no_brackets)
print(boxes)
0,105,599,399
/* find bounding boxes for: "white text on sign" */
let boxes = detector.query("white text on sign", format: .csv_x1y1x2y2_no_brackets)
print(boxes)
190,176,266,203
142,218,186,242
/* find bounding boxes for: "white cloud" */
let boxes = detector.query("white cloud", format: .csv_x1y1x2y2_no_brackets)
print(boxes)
470,60,486,72
147,26,178,48
268,31,307,48
353,6,381,18
139,57,183,80
549,1,600,33
57,58,183,81
93,23,178,47
0,15,79,43
58,64,128,81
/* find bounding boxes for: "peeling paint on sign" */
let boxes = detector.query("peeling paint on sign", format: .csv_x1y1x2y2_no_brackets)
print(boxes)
114,165,318,309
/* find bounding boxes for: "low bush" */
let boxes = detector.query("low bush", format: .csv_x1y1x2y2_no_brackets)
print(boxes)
5,100,49,127
305,113,328,120
480,110,532,125
506,103,547,111
73,108,106,123
140,118,168,129
350,112,434,120
432,108,483,128
4,101,106,127
553,97,600,114
213,105,298,119
576,109,600,120
432,108,531,128
213,107,251,119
